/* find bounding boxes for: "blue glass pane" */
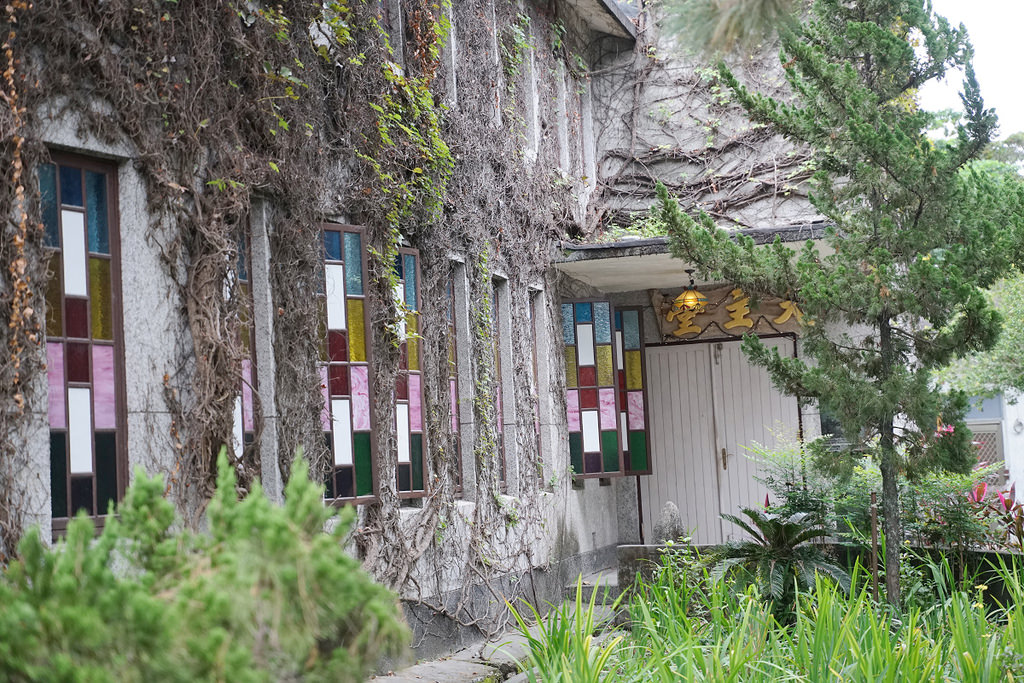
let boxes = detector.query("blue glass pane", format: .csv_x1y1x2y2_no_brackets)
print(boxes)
403,254,417,310
615,310,623,331
561,304,575,344
85,171,109,254
323,230,342,260
59,165,83,207
343,231,363,295
237,233,248,282
394,253,404,279
623,310,641,350
574,302,592,323
594,302,611,344
39,164,59,247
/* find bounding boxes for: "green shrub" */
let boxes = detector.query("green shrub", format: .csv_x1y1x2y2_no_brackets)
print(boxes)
0,453,407,682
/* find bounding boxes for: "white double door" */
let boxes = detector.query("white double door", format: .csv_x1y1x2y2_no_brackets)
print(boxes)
640,337,800,544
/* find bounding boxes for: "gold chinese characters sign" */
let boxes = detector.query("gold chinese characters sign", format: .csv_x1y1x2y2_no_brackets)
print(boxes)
650,285,807,341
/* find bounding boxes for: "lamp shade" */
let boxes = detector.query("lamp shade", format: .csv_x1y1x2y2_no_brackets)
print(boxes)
680,287,708,312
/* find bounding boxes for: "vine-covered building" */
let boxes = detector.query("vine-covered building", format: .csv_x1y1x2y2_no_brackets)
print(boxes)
3,0,821,655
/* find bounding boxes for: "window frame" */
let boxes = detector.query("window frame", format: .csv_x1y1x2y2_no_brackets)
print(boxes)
44,152,128,536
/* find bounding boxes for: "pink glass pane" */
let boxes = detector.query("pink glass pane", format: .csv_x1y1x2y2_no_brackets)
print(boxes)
599,388,616,430
409,374,422,432
449,379,458,431
628,391,645,430
92,346,116,429
566,390,580,432
319,365,330,431
242,358,255,432
47,342,66,429
351,365,370,431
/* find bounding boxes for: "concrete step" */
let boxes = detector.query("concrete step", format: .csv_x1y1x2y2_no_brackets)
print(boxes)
570,567,621,605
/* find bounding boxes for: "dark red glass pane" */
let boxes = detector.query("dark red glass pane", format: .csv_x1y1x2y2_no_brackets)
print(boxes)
580,388,598,410
399,343,408,370
396,373,408,400
584,452,602,474
66,342,90,382
328,330,348,362
65,298,89,339
329,365,349,396
579,366,597,387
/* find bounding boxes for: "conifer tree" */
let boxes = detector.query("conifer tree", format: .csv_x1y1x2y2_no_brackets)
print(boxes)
659,0,1024,605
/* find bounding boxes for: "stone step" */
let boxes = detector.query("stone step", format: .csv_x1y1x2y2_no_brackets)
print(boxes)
570,567,621,605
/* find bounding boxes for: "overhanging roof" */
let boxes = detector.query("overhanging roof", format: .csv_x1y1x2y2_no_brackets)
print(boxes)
562,0,637,41
554,222,828,292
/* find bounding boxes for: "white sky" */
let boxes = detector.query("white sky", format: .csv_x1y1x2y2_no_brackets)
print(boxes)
917,1,1024,139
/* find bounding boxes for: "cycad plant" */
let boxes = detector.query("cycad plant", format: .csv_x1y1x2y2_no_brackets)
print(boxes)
706,508,850,620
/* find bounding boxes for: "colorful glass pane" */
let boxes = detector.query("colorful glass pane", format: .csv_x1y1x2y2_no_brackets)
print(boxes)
623,310,641,350
596,345,613,386
564,347,577,387
47,343,66,429
407,314,419,370
594,302,611,344
85,170,109,254
347,298,366,362
574,302,592,323
625,350,643,390
59,165,83,207
354,432,373,496
323,230,342,260
65,298,88,339
601,431,619,472
343,231,363,294
561,304,575,344
403,253,417,310
40,164,59,247
46,253,62,336
92,346,116,430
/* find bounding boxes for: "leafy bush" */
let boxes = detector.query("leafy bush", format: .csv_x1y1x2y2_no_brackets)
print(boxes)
0,454,407,682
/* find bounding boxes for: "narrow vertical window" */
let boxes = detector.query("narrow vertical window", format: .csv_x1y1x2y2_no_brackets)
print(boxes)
321,225,376,502
447,274,463,495
562,300,622,477
41,157,125,529
528,290,543,461
232,233,257,459
617,307,650,474
395,248,425,497
492,279,507,488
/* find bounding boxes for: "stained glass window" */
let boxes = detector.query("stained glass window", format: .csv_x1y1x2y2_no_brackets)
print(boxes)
321,225,376,502
493,279,507,488
562,300,630,478
395,248,425,497
448,275,463,495
617,307,650,474
42,157,125,528
232,233,257,460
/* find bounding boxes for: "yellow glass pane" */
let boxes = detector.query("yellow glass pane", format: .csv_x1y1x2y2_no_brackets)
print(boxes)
348,298,366,362
407,313,419,370
89,257,113,340
564,347,577,388
596,345,613,386
625,350,643,390
46,252,62,337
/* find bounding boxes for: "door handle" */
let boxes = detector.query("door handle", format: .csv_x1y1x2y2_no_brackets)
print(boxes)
721,447,730,470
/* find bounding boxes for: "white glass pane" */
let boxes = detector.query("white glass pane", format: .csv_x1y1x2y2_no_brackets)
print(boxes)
582,410,599,452
615,331,624,370
397,403,410,463
68,387,93,474
331,398,353,466
232,396,244,457
62,210,88,296
325,264,347,330
576,324,595,366
620,411,628,450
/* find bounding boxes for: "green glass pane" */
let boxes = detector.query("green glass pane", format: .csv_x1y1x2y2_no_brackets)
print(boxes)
628,431,648,471
89,257,113,340
50,432,68,518
46,253,62,337
343,231,363,295
411,434,423,491
569,432,583,475
354,432,372,497
601,431,619,472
